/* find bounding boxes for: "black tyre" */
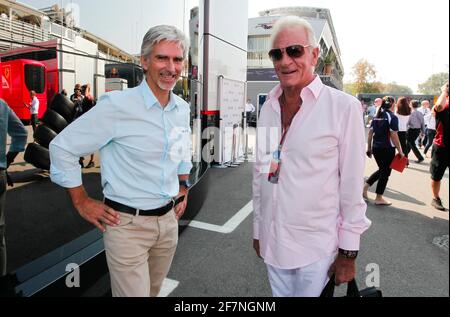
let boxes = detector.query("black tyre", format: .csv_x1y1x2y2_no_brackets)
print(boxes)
50,94,75,123
34,124,57,149
24,143,50,170
41,109,68,133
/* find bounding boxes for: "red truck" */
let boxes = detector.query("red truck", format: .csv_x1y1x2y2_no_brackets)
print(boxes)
1,59,47,122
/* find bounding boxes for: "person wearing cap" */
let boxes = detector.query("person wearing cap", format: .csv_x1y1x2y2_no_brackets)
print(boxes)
364,96,405,206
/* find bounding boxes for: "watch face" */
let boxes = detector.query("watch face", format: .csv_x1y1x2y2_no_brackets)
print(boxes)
180,180,191,188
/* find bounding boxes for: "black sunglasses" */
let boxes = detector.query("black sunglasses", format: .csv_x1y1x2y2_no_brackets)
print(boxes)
268,44,311,62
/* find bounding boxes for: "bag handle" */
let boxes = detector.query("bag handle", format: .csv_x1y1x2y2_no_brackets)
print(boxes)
320,275,361,297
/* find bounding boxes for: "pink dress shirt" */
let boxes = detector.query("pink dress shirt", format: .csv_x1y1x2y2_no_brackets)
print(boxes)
253,76,371,269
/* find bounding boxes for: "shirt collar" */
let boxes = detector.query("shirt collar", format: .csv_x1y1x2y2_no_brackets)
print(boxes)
305,75,324,100
268,75,324,113
139,79,178,111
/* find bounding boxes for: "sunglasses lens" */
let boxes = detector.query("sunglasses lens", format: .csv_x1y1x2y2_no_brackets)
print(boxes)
269,49,282,61
286,45,304,58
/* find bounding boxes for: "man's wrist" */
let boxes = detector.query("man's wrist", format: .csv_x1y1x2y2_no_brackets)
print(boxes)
179,179,192,191
338,248,358,259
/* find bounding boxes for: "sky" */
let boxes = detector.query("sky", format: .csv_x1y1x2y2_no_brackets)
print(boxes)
19,0,450,92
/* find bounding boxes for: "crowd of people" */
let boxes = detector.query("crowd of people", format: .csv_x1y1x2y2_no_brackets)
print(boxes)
363,86,449,211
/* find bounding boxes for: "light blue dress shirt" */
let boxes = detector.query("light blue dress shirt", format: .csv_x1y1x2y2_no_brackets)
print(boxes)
50,80,193,210
0,99,28,169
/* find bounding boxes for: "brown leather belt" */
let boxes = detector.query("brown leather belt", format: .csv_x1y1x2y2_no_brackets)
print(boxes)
104,196,184,217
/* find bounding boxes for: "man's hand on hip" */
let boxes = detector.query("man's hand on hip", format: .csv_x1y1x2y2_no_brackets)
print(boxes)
75,197,121,233
68,186,120,232
328,254,356,286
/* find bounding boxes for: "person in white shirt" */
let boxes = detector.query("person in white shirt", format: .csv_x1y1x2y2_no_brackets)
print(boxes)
395,97,412,156
423,110,436,157
24,91,39,132
252,16,370,297
417,100,431,148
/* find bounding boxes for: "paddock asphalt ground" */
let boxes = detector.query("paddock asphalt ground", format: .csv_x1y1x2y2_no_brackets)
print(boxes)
4,126,449,297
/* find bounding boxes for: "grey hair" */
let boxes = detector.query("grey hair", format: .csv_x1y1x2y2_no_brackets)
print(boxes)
269,16,318,48
141,25,189,60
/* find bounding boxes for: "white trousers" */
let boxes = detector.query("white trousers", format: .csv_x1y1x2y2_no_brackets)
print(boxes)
267,254,337,297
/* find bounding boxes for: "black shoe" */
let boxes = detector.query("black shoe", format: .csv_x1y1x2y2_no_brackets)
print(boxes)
416,158,424,164
431,198,446,211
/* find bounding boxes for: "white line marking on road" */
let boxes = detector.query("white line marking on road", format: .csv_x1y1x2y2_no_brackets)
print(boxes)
188,201,253,234
158,278,180,297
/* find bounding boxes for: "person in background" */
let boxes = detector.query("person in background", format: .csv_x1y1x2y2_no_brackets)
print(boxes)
0,99,28,276
373,98,383,111
423,110,436,157
418,100,431,148
395,97,411,161
24,90,39,132
245,99,256,126
430,83,449,211
366,102,377,128
406,100,425,163
361,100,368,123
364,96,404,206
79,84,97,169
70,84,83,103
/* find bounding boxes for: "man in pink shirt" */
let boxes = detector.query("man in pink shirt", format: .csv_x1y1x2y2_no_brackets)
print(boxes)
252,16,371,297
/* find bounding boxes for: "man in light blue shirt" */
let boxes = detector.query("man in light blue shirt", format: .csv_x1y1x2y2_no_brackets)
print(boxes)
49,25,192,297
1,99,28,276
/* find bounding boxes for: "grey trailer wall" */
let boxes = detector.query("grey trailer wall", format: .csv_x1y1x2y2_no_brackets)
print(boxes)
246,81,278,107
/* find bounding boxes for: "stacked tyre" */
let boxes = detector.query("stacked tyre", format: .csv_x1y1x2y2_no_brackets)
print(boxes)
24,94,75,170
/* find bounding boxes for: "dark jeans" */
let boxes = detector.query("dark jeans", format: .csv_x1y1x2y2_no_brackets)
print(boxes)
30,114,38,133
406,128,424,161
398,131,409,155
0,170,6,276
424,129,436,155
367,147,395,195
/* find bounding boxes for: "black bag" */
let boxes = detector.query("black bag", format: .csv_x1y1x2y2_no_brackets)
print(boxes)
320,275,382,297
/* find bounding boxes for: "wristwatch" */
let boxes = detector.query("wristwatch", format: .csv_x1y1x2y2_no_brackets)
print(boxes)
338,248,358,259
179,180,192,190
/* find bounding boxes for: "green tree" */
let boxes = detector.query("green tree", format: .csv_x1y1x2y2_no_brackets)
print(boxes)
383,82,413,95
418,72,449,94
349,59,379,94
344,82,357,95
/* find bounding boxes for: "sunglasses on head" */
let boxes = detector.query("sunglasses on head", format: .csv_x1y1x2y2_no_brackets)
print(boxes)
268,44,311,62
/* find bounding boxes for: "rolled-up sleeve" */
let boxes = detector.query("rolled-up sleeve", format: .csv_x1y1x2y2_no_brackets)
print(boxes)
178,161,193,175
338,99,372,251
50,94,117,188
7,107,27,153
